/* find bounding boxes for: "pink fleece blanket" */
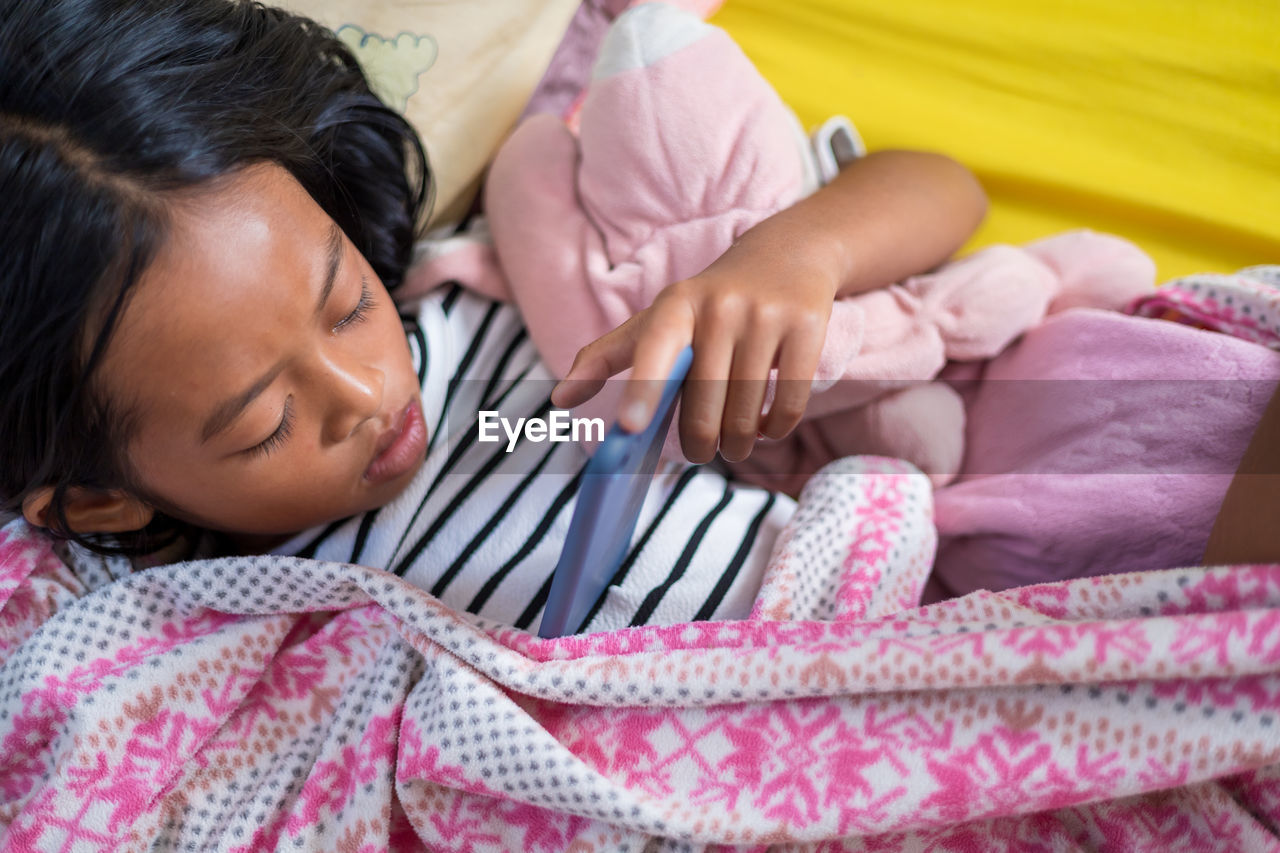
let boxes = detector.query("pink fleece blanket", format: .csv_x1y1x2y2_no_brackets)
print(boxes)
4,453,1280,850
933,270,1280,597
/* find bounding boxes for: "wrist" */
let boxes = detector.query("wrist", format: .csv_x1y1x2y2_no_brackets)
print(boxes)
735,203,850,300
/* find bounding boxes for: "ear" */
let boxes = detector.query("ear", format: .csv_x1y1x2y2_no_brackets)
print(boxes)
22,486,155,534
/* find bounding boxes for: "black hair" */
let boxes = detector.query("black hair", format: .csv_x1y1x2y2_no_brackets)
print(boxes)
0,0,432,553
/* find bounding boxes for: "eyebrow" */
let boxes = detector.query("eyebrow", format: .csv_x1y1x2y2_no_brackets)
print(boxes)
312,223,345,319
199,223,345,444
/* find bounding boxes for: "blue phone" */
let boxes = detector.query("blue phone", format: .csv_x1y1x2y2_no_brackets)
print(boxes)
538,347,694,638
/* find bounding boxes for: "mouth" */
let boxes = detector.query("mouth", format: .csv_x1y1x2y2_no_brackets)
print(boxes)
364,398,427,485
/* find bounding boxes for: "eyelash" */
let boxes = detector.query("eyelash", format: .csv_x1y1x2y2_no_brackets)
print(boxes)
248,397,294,458
333,278,375,332
246,281,372,459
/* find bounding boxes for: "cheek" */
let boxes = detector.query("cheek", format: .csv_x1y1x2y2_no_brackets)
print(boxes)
372,304,414,369
126,433,224,502
128,438,347,529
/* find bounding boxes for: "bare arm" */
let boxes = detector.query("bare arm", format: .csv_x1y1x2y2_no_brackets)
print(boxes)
553,149,987,462
736,148,988,300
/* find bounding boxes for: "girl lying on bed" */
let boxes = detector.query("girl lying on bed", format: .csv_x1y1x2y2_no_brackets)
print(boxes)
0,0,990,632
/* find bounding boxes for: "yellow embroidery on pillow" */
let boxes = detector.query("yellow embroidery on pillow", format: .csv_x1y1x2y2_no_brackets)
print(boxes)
336,25,438,113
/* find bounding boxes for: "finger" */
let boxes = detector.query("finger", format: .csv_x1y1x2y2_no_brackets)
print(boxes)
760,323,825,440
618,299,695,433
550,317,642,409
677,321,734,464
718,332,777,462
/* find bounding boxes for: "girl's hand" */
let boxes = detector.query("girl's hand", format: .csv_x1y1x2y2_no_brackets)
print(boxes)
550,148,987,464
550,239,839,464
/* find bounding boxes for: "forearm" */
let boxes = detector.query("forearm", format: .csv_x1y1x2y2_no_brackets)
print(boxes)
728,149,988,299
557,149,987,450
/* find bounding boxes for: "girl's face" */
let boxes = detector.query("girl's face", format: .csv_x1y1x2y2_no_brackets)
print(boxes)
98,163,427,543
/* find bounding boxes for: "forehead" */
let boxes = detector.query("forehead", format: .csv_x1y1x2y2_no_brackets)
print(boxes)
146,164,328,314
100,164,332,418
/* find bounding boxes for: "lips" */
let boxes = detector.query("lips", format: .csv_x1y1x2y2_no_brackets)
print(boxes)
364,398,427,485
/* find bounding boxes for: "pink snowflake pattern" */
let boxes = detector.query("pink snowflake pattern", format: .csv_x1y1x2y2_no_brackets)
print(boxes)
287,713,399,833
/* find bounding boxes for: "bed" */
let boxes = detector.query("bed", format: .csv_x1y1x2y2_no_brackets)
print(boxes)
3,2,1279,850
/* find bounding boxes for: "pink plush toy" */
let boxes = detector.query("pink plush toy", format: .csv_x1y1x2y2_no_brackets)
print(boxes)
411,2,1156,488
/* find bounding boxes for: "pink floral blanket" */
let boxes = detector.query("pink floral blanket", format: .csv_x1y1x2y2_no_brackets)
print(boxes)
3,455,1280,851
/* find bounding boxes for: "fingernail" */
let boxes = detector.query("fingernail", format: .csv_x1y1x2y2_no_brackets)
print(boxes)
624,401,649,430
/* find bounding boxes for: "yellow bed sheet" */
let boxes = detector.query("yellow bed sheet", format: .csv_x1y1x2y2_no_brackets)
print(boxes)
712,0,1280,281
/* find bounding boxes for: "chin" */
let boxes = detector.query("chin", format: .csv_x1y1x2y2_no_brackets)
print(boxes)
360,456,426,511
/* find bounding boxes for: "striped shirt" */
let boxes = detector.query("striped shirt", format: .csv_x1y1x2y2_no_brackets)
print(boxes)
271,285,795,633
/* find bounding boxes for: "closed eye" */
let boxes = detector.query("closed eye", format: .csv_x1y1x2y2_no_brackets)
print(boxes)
247,396,294,458
333,277,375,332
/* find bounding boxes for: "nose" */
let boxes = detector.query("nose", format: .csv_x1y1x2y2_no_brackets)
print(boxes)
316,352,384,444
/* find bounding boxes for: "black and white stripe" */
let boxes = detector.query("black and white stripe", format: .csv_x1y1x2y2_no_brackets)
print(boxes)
273,288,794,632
